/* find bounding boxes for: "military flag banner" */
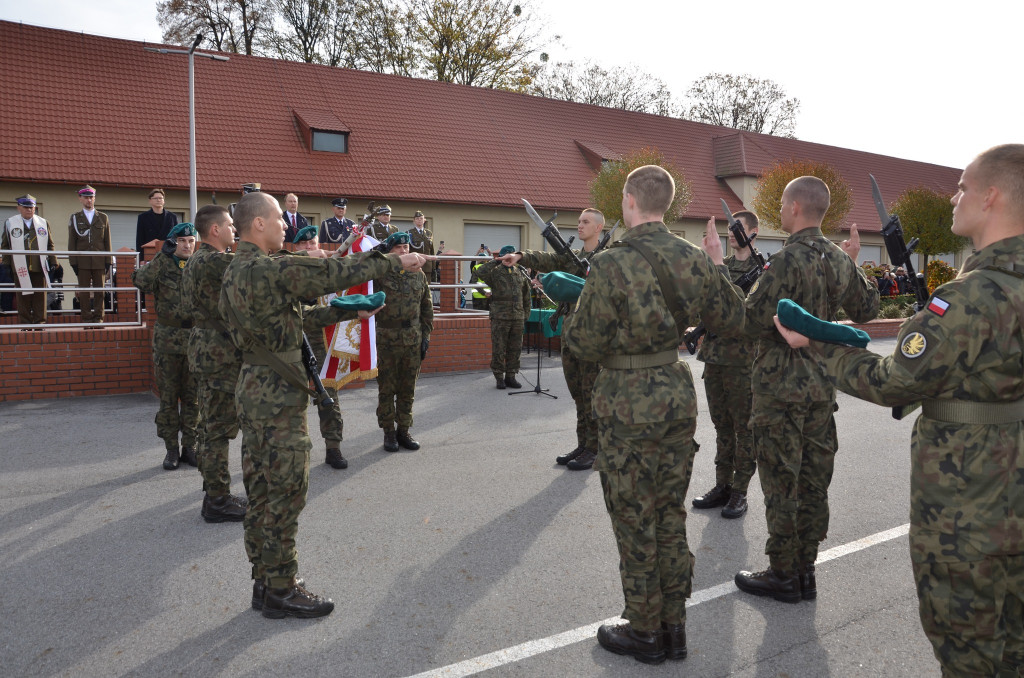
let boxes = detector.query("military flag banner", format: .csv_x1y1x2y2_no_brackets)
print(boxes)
320,233,381,387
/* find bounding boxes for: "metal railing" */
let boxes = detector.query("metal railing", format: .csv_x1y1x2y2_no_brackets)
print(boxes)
0,248,142,329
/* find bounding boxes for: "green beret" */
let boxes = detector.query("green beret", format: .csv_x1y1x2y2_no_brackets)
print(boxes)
292,224,318,244
776,298,870,348
499,245,516,256
384,232,410,251
168,222,197,239
540,271,585,303
329,291,386,311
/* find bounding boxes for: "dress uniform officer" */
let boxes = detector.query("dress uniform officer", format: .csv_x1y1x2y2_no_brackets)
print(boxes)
319,198,355,245
366,204,398,242
68,185,112,324
773,144,1024,677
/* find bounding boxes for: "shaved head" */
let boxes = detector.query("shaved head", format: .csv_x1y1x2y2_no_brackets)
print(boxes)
783,176,830,222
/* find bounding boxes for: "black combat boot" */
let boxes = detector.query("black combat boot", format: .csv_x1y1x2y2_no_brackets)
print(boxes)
596,622,665,664
556,446,584,465
262,582,333,619
566,448,596,470
661,621,687,660
396,429,420,450
799,563,817,600
735,567,801,603
721,491,748,518
201,493,246,523
325,447,348,469
180,445,198,467
495,374,506,389
383,428,399,452
162,445,180,470
504,373,522,388
692,483,731,508
252,577,303,611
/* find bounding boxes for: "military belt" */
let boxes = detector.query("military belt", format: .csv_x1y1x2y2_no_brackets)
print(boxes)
376,318,413,329
157,316,193,329
242,349,302,366
601,349,679,370
193,319,219,330
490,296,518,303
922,398,1024,425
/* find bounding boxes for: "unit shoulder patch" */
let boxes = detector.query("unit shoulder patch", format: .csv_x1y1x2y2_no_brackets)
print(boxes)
900,332,927,358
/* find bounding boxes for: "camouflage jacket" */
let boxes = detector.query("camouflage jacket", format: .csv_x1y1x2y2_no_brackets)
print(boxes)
374,269,433,347
132,251,191,354
745,226,878,402
697,253,762,366
474,259,531,320
181,243,240,386
818,234,1024,563
518,245,600,336
218,241,399,418
564,222,746,426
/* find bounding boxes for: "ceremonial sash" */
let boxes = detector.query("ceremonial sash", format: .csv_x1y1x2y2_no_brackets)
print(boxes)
321,232,382,388
5,216,51,295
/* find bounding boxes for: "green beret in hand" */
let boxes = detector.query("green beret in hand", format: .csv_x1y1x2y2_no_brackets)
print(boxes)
540,271,585,303
330,291,386,311
776,298,870,348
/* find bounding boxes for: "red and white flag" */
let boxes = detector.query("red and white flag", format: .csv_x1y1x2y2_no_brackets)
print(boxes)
320,232,381,388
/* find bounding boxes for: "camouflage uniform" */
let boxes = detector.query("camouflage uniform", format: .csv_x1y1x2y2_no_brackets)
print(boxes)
518,246,600,453
564,222,745,630
219,241,399,588
744,227,878,573
374,269,433,430
474,260,531,379
132,250,200,455
182,243,240,497
697,254,761,493
815,234,1024,676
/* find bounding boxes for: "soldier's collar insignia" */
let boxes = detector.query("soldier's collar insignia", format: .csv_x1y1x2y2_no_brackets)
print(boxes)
178,259,186,269
900,332,927,358
926,296,950,317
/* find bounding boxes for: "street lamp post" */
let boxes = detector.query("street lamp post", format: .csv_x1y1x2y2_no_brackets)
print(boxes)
145,35,229,218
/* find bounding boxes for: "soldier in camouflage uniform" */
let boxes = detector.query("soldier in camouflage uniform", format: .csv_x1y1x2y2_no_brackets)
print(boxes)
775,144,1024,677
218,192,426,619
374,232,433,452
735,176,879,603
181,205,247,522
504,208,607,470
474,246,532,389
692,211,762,518
132,222,201,471
564,165,746,664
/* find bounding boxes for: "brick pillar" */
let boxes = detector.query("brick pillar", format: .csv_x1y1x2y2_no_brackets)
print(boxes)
438,254,460,313
113,248,138,323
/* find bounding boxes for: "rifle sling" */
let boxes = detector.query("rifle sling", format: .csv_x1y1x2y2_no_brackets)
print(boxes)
223,302,317,398
614,236,687,336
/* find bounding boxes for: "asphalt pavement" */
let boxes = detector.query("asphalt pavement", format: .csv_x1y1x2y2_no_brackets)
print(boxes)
0,339,939,677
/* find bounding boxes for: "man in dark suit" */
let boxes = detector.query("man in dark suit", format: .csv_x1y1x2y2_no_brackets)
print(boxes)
281,193,308,242
319,198,355,245
136,188,179,257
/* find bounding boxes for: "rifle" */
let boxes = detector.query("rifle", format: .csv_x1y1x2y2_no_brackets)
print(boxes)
522,199,589,276
683,200,766,354
302,333,334,407
544,220,620,332
869,174,929,311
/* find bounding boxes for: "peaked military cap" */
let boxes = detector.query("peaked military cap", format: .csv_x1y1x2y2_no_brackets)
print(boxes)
16,194,37,207
78,185,96,197
331,198,348,207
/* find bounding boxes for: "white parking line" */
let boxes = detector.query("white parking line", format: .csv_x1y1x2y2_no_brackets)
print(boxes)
403,523,910,678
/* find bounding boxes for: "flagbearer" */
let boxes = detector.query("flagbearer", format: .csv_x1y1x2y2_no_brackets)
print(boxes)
374,232,433,452
3,195,58,326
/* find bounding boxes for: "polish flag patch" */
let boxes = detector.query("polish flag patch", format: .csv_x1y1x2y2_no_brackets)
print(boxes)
927,296,950,317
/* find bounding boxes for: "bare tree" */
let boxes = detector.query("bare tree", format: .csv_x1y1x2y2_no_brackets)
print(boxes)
684,73,800,137
532,60,681,115
346,0,418,76
156,0,272,55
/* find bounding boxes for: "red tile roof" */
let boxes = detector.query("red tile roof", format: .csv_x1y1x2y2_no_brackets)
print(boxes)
0,20,961,232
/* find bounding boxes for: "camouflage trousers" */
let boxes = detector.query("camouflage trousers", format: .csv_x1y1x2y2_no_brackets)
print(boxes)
238,404,310,588
490,318,524,376
561,342,599,451
377,343,421,430
597,417,699,631
913,554,1024,677
153,349,199,450
750,396,837,573
309,330,342,445
702,362,755,493
197,381,238,497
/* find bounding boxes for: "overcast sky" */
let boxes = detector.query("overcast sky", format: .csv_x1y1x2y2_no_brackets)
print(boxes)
3,0,1019,171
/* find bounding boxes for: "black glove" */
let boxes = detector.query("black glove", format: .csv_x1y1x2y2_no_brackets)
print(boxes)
420,338,429,361
161,238,177,255
71,263,79,276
